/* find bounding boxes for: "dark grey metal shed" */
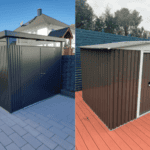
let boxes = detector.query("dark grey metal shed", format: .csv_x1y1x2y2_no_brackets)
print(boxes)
80,41,150,130
0,30,65,113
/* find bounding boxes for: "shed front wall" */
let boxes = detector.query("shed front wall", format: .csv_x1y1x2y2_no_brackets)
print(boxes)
8,45,61,113
80,48,140,130
140,53,150,115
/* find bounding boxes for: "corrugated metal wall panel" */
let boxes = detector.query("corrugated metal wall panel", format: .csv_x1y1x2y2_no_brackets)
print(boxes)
140,53,150,115
76,28,150,92
0,46,10,112
9,45,22,112
81,48,140,130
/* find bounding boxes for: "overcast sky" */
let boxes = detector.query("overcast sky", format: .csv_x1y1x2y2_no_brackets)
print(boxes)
87,0,150,31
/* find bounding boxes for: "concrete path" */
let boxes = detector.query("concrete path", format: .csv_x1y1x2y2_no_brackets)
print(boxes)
0,94,75,150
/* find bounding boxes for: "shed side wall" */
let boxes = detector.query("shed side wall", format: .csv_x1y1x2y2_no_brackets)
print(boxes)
107,49,140,129
81,49,109,127
0,46,11,112
80,48,140,130
9,45,22,112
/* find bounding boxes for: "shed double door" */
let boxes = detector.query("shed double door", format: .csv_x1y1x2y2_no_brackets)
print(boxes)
21,46,60,107
140,53,150,115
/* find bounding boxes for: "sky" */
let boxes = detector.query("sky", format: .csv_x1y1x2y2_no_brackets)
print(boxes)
87,0,150,31
0,0,75,31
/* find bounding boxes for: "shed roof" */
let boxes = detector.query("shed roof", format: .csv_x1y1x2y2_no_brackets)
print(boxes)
48,27,73,39
80,41,150,51
0,30,65,42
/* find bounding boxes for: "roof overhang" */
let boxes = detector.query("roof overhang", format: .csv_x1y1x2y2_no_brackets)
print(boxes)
0,30,66,42
80,41,150,51
62,27,73,39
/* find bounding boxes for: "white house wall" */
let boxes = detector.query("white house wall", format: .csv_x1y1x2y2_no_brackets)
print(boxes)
16,23,75,51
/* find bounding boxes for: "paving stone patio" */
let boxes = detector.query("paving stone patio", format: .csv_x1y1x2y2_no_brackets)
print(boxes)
0,94,75,150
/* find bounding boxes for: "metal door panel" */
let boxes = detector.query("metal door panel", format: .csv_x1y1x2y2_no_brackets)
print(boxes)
140,53,150,114
21,46,41,107
40,47,61,99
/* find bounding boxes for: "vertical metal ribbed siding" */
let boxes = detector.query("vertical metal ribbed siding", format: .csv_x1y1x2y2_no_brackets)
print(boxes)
0,46,10,112
140,53,150,115
80,48,140,130
9,45,22,112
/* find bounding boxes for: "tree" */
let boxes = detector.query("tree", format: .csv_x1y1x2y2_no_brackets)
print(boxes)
130,10,143,28
94,16,105,32
76,0,95,30
130,27,145,38
114,8,142,36
103,7,118,34
142,31,147,39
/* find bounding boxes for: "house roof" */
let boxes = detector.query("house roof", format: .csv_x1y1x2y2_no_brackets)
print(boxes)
48,27,73,39
80,41,150,51
14,14,70,32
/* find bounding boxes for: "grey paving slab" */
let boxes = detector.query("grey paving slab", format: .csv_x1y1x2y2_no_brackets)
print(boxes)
35,119,52,129
54,145,65,150
24,119,39,128
35,114,49,122
4,113,18,120
0,119,5,126
25,110,37,116
9,133,27,147
1,117,16,127
22,133,42,149
24,113,39,122
24,125,41,137
0,124,14,135
0,108,10,114
48,127,68,139
70,120,75,126
6,143,20,150
36,126,54,138
11,124,27,136
0,143,6,150
0,113,7,119
47,120,65,129
21,144,35,150
13,118,27,127
0,94,75,150
13,113,28,121
37,134,58,149
72,147,75,150
51,135,74,150
66,136,75,145
60,121,75,131
0,132,12,146
47,114,62,123
17,110,28,115
37,144,50,150
62,127,75,137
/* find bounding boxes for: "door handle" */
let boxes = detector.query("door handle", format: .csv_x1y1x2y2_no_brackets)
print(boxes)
148,82,150,86
40,73,46,75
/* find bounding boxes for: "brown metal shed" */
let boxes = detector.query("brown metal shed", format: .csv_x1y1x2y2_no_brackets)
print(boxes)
80,41,150,130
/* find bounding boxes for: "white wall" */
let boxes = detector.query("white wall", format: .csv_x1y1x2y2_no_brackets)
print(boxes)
37,28,48,36
16,25,75,51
